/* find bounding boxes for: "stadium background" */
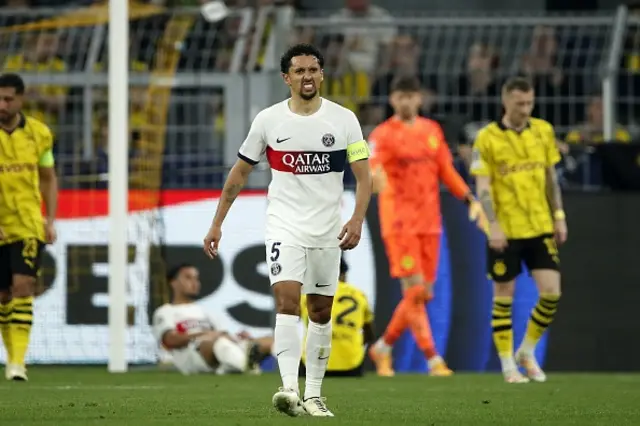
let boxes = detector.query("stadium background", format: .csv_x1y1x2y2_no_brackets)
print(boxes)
1,0,639,372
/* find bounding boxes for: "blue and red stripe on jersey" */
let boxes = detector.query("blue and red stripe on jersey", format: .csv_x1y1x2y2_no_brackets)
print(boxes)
266,146,346,174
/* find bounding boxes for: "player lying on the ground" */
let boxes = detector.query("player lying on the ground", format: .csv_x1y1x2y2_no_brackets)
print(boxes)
152,263,271,375
299,257,375,378
0,73,58,382
367,76,488,378
471,77,567,384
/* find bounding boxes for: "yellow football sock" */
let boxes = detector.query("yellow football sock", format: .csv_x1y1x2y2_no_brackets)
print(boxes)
491,296,514,361
9,296,33,366
0,300,13,363
521,293,560,354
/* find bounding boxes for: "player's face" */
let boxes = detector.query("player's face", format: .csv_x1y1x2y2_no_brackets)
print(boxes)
284,55,323,101
390,90,422,120
503,89,534,125
175,267,201,300
0,87,22,124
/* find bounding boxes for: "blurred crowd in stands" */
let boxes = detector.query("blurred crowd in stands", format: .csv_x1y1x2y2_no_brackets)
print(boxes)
1,0,639,189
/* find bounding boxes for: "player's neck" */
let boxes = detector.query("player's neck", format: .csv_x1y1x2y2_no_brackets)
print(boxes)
502,115,528,132
394,114,418,126
171,297,192,305
0,113,21,133
288,95,322,116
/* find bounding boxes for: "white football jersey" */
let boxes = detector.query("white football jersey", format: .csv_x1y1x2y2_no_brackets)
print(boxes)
238,98,369,247
152,302,224,353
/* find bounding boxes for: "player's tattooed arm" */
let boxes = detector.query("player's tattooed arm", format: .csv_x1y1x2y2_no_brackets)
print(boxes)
212,159,254,227
545,166,563,212
475,176,497,223
224,183,243,203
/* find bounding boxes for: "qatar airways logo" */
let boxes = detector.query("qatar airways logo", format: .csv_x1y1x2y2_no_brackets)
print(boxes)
282,152,331,174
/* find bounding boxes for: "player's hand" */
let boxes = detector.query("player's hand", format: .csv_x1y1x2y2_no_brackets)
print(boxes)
237,330,251,340
203,225,222,259
338,216,363,250
488,222,508,252
554,219,568,245
44,220,57,244
467,199,489,235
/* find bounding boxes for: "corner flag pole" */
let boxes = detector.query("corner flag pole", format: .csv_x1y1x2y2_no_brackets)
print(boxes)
108,0,129,373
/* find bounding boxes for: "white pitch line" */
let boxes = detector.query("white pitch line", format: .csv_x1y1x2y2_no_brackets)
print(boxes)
0,385,166,391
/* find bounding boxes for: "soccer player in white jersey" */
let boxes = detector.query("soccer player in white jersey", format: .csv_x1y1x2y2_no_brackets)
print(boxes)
152,263,270,375
203,43,372,417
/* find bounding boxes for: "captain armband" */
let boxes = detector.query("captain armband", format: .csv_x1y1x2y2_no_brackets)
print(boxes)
346,140,370,163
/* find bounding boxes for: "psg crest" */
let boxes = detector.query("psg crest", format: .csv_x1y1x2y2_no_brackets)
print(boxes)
322,133,335,147
270,262,282,276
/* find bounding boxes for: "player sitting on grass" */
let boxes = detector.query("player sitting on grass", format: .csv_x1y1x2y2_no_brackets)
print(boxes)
152,263,270,375
300,257,375,378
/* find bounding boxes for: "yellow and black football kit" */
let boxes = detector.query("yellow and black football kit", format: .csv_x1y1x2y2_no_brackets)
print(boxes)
0,114,54,286
301,281,374,376
470,118,561,282
0,114,54,369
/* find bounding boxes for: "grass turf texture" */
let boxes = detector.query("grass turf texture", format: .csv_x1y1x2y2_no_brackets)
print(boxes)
0,368,639,425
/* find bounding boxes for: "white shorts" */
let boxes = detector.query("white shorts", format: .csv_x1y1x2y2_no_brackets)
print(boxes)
171,341,214,375
265,240,341,296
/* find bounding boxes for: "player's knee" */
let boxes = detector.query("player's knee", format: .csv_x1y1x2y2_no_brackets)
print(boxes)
306,294,333,324
307,303,332,324
11,275,36,297
532,270,561,295
493,281,515,298
0,291,10,304
400,274,423,290
273,281,302,316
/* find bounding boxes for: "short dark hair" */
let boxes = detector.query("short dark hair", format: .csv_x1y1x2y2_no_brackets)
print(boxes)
280,43,324,74
0,73,25,95
502,76,533,94
166,263,195,282
391,76,422,93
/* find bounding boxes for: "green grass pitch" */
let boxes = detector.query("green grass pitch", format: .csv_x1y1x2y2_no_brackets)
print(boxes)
0,367,639,425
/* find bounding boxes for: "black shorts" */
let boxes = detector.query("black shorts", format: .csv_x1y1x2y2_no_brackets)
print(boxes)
487,233,560,283
0,239,44,290
299,361,364,378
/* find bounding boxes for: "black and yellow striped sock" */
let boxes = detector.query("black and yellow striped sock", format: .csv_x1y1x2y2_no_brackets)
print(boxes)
491,297,514,362
0,300,13,363
521,293,560,354
9,296,33,366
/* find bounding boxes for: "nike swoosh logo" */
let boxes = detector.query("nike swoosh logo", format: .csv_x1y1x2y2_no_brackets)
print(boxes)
315,283,331,288
276,137,291,144
276,349,289,357
318,355,330,360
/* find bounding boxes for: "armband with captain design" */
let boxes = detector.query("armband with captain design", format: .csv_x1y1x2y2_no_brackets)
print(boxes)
346,140,370,163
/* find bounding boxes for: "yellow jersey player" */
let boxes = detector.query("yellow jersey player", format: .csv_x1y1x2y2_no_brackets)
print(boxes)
470,77,567,384
0,73,58,381
300,257,375,377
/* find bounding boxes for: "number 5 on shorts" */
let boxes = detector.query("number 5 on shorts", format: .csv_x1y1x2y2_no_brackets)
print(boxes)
270,242,281,262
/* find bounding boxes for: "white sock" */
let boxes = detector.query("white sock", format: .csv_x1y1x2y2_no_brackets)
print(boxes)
274,313,302,393
374,338,392,354
212,336,247,373
499,355,517,373
518,339,536,357
304,320,332,400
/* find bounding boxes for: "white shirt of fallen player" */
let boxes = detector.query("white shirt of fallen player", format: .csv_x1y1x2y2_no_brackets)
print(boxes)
237,98,370,295
152,302,227,375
